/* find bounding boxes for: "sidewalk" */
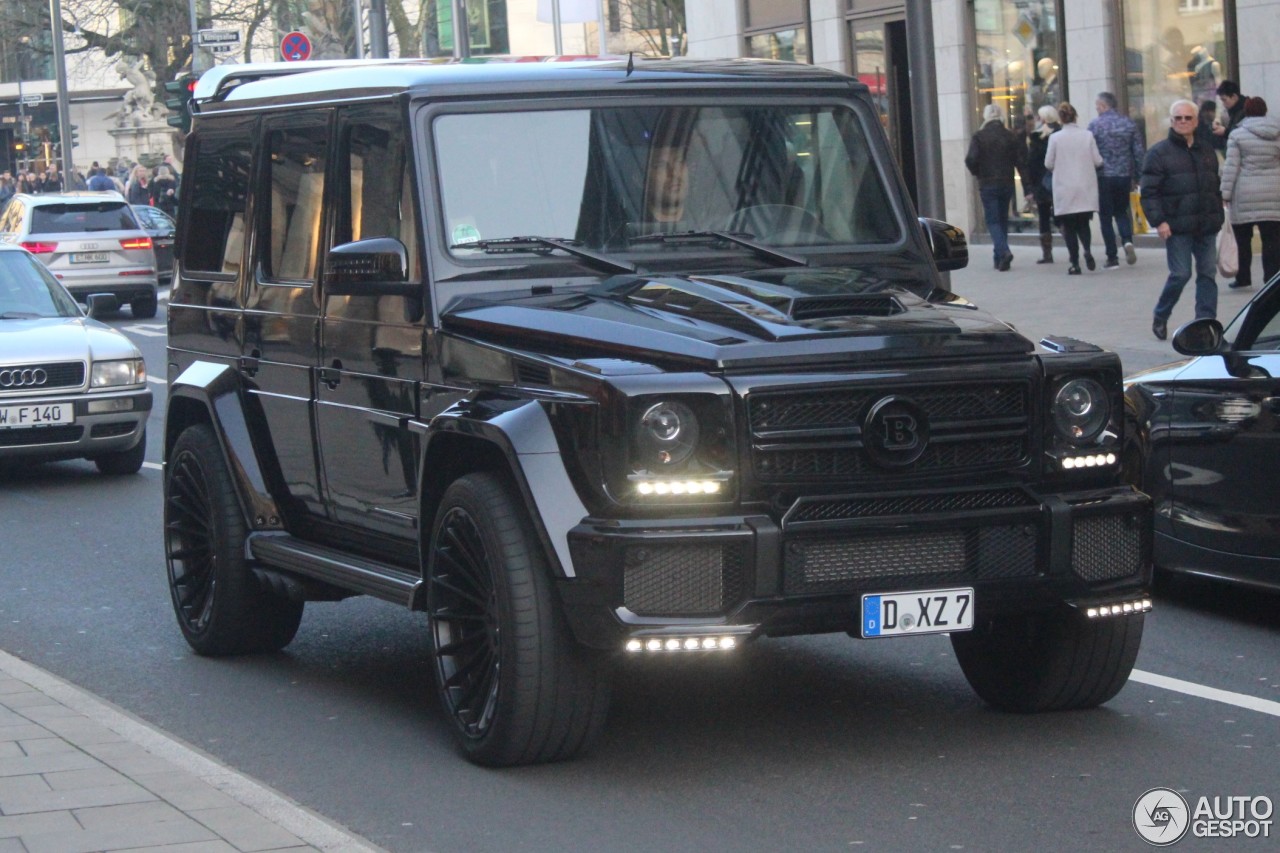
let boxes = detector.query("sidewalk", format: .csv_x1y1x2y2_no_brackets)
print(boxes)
953,236,1262,375
0,650,382,853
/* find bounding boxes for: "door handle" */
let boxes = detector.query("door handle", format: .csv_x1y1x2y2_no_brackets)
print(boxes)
319,360,342,390
238,350,260,377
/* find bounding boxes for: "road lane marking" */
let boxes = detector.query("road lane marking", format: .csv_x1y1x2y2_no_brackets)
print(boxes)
1131,669,1280,717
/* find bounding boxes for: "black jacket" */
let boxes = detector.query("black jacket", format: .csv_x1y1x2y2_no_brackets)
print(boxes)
1025,124,1060,204
965,121,1029,189
1139,129,1224,237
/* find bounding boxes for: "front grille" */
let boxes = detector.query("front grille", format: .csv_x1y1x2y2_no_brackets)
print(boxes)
750,381,1031,483
787,488,1036,525
783,524,1040,595
0,362,86,393
1072,514,1145,582
623,542,747,616
0,426,84,447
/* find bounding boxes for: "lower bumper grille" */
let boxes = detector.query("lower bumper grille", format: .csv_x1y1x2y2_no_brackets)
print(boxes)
624,542,748,617
784,524,1040,595
0,426,84,447
1072,514,1146,582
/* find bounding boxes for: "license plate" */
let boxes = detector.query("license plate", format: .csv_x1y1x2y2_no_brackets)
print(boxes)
861,587,974,638
71,252,109,264
0,402,74,429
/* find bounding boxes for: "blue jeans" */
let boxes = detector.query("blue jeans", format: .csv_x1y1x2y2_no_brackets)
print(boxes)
1097,175,1134,261
980,185,1014,263
1154,232,1218,322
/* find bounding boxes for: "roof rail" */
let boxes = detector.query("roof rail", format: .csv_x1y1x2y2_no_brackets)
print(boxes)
191,59,408,105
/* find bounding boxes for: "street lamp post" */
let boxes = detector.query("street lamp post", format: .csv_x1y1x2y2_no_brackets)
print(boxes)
16,37,30,171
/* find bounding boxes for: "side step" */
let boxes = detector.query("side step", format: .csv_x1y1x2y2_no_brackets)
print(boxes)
248,533,421,608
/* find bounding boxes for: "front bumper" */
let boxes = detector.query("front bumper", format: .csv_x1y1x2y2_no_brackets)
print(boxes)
0,387,152,462
560,485,1151,649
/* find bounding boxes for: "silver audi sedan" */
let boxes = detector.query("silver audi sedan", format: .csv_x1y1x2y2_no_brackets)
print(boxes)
0,242,151,474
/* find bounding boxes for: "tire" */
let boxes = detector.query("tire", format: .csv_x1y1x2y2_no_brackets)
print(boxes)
426,472,610,766
94,428,146,475
165,423,303,655
951,607,1143,712
131,294,158,319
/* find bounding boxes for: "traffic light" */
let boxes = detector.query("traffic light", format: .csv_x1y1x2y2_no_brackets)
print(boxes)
69,125,79,148
164,73,198,133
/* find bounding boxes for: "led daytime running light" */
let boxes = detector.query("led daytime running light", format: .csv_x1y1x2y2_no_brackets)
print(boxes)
625,635,739,653
1061,452,1118,469
1084,598,1152,619
635,479,723,497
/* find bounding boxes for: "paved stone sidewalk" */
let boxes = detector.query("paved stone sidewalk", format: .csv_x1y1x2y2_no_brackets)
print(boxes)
0,651,382,853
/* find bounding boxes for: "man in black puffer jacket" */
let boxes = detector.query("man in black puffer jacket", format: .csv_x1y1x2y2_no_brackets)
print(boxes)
1140,99,1225,340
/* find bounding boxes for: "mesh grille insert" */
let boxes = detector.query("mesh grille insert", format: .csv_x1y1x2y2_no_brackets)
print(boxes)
1072,515,1144,582
624,542,746,616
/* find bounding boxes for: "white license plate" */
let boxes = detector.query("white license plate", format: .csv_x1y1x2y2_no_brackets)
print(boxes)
71,252,109,264
0,402,74,429
861,587,974,638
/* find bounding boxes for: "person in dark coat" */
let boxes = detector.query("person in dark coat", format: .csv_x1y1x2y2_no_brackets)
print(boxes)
150,164,179,218
1026,104,1061,263
1140,99,1225,340
1212,80,1248,152
966,103,1032,271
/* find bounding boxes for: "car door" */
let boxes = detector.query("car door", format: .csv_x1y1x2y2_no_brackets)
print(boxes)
241,110,332,524
315,104,426,545
1168,285,1280,559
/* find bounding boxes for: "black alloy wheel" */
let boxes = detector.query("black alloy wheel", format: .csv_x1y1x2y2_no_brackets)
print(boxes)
165,424,303,655
426,473,610,766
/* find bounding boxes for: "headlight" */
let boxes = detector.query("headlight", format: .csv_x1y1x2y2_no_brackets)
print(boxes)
1051,378,1109,443
636,401,699,468
91,358,146,388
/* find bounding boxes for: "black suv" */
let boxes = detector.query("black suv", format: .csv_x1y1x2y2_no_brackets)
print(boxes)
163,58,1151,766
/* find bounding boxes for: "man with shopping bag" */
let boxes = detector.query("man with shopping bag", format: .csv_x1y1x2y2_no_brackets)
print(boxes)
1139,100,1224,340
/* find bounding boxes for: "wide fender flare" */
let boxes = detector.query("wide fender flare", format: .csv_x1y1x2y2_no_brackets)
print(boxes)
420,399,588,578
166,361,279,530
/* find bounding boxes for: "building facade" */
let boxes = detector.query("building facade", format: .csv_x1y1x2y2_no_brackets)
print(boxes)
687,0,1280,237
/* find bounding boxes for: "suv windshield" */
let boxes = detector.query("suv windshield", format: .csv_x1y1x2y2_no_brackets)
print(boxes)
435,103,901,258
31,202,137,234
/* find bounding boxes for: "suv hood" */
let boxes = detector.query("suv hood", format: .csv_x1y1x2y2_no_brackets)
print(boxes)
0,317,141,365
441,266,1032,370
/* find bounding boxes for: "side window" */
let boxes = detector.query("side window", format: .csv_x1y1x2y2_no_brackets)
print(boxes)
334,107,420,282
1,201,24,235
181,133,252,276
262,119,329,282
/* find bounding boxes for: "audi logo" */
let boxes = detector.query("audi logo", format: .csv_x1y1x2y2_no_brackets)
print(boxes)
0,368,49,388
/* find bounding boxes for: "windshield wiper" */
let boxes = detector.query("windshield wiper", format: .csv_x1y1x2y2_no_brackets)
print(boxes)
451,236,636,275
629,230,809,268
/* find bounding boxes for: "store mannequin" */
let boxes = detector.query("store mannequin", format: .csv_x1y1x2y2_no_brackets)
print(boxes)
1035,57,1060,109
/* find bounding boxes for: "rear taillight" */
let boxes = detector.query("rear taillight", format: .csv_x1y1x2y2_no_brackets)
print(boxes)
20,241,56,254
119,236,153,250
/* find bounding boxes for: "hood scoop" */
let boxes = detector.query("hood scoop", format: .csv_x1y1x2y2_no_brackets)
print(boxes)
789,293,905,321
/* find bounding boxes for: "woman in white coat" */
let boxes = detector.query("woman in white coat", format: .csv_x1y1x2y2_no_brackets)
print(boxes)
1220,96,1280,289
1044,102,1104,274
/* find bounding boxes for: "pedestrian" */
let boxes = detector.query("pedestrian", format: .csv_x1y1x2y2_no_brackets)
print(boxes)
965,102,1032,271
150,164,179,218
125,164,151,205
37,165,63,194
87,166,115,192
1025,104,1062,263
1140,100,1225,340
1089,92,1144,268
18,171,38,195
0,171,15,209
1213,80,1248,150
1219,97,1280,290
1044,101,1103,275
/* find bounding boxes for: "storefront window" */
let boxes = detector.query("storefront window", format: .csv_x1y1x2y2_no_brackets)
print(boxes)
746,29,810,63
973,1,1062,128
1122,0,1229,148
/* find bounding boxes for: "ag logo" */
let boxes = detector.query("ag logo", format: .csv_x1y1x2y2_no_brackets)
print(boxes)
862,395,929,468
1134,788,1190,846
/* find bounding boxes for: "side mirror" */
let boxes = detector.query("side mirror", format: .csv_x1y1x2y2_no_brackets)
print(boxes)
918,218,969,271
85,293,119,318
1172,317,1224,356
324,237,417,297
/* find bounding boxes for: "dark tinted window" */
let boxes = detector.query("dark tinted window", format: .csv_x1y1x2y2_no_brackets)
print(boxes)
182,132,253,275
30,202,137,234
262,119,329,282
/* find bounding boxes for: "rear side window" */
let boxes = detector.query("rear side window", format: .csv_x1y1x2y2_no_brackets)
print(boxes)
262,118,329,282
30,203,136,234
182,132,253,275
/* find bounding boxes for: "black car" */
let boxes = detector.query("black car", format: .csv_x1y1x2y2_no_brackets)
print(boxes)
163,58,1151,767
131,204,176,285
1125,277,1280,591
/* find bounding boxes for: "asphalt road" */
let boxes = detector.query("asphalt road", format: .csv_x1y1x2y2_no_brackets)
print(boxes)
2,282,1277,852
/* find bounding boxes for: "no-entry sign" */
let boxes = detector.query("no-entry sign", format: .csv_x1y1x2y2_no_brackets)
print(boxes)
281,31,312,62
